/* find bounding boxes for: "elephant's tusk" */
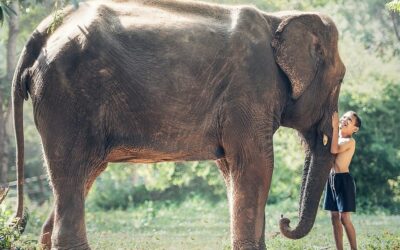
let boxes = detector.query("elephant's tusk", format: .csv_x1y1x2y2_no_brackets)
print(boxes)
323,134,328,146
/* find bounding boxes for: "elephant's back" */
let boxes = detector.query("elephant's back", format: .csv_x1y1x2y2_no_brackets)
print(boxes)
34,1,235,98
30,1,235,129
41,0,232,55
30,0,273,123
99,0,233,29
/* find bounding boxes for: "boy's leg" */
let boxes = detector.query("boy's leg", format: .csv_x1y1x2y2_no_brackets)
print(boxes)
340,212,357,250
330,211,343,250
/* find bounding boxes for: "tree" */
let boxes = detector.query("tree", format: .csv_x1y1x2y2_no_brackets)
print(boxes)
0,0,80,25
387,0,400,43
0,0,54,185
387,0,400,13
343,0,400,58
340,82,400,213
0,1,18,185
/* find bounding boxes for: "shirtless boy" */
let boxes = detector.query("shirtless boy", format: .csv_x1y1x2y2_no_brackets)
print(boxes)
324,111,361,250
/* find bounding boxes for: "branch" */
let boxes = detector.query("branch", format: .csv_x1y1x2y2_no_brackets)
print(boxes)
390,11,400,42
0,187,9,204
0,0,80,26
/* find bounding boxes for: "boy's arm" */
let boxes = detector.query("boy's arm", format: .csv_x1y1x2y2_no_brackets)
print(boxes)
330,112,355,154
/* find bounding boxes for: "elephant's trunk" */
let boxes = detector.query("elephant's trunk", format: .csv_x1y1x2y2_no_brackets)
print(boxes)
280,132,334,239
298,151,311,217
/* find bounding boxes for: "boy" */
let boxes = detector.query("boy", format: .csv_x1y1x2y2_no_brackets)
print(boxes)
324,111,362,250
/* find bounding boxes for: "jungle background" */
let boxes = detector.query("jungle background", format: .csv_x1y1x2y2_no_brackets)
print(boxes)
0,0,399,249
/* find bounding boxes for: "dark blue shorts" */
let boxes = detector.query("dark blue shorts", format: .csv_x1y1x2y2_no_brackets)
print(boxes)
323,172,356,213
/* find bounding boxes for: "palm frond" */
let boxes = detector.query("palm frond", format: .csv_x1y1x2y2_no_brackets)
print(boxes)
0,2,17,26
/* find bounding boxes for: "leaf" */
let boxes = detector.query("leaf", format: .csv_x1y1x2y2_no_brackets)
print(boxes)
386,1,400,13
0,6,3,26
1,3,16,17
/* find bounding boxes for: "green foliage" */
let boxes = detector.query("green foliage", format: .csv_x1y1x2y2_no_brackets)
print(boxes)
0,218,20,249
0,1,16,27
387,0,400,13
48,0,65,34
337,0,400,58
364,231,400,250
340,81,400,213
86,129,306,210
207,0,335,12
86,162,226,210
0,0,81,26
0,205,29,250
48,12,62,34
87,165,142,210
270,128,304,204
86,137,307,211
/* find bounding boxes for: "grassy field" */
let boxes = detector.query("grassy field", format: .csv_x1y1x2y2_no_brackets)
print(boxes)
8,198,399,249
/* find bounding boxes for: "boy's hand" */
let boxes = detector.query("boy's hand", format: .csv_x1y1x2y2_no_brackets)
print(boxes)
332,112,339,129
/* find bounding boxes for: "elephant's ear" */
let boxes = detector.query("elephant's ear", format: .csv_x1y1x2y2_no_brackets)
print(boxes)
271,14,325,100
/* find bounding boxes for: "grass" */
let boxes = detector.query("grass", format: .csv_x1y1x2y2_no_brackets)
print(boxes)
3,198,400,249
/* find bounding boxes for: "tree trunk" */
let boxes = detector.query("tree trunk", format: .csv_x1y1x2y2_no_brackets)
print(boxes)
0,2,19,185
0,94,7,185
390,11,400,42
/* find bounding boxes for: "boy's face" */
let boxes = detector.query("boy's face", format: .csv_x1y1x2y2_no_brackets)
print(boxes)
339,112,359,135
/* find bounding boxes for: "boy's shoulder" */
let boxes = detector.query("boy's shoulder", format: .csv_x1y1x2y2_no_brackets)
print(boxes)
339,137,355,143
338,137,356,148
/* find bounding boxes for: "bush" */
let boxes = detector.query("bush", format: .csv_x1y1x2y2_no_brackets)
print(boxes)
86,163,226,211
0,205,28,249
340,81,400,213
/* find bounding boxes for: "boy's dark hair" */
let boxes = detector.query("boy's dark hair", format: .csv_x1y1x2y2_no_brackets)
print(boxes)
349,111,362,129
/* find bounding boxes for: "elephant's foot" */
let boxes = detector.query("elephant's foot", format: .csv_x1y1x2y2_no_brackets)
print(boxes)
51,242,91,250
40,210,54,250
233,239,266,250
39,232,52,250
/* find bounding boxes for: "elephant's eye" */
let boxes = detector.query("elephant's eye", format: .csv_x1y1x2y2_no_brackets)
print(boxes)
338,78,343,84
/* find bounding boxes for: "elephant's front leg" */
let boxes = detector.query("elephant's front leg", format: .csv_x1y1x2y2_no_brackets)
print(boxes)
229,157,272,249
222,136,274,249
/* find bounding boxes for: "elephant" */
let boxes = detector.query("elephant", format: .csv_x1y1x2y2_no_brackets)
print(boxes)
11,0,345,249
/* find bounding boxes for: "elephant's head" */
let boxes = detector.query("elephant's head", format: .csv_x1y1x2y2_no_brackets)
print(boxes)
271,12,345,238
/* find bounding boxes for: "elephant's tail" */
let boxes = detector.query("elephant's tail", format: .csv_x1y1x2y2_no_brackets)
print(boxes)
12,65,26,229
11,5,76,232
11,28,48,231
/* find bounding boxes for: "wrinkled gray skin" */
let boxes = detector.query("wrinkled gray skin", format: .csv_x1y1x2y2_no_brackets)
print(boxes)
11,0,345,249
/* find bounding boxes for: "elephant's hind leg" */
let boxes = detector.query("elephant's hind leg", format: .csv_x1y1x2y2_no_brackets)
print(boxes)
39,163,107,249
43,157,107,250
48,165,89,250
40,209,54,249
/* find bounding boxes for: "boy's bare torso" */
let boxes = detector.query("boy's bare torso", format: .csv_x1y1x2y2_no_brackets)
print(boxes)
333,137,355,173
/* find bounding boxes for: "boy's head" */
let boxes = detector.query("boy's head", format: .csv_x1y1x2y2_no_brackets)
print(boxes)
339,111,361,135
